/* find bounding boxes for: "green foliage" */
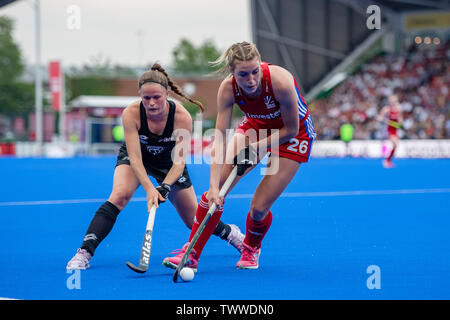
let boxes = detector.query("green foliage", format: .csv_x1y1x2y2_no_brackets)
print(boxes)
0,16,34,115
172,39,221,75
0,82,34,115
65,76,116,102
64,53,136,101
66,53,139,78
0,16,23,83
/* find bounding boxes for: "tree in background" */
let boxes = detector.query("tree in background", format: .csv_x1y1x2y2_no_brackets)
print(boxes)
171,39,238,131
172,38,221,75
0,16,34,116
65,53,141,102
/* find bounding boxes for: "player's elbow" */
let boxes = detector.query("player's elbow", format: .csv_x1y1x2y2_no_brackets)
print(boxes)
285,123,299,140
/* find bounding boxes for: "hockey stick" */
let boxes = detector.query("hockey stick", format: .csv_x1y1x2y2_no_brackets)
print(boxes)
387,120,402,129
126,204,157,273
378,119,402,129
172,166,238,282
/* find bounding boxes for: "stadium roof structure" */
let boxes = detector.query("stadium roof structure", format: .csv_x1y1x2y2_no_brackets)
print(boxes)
375,0,449,12
251,0,449,101
0,0,17,8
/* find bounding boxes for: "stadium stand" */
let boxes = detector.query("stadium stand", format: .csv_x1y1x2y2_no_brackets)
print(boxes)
310,40,449,140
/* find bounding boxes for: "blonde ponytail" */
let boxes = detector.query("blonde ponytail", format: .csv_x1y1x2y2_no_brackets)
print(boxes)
210,41,261,75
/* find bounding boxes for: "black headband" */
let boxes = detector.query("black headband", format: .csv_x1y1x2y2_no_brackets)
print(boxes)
139,79,168,89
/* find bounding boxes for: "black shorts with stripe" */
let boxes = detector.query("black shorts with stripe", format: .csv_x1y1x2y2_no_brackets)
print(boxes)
115,144,192,189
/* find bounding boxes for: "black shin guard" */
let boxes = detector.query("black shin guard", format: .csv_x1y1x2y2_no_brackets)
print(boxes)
213,220,231,240
81,201,120,256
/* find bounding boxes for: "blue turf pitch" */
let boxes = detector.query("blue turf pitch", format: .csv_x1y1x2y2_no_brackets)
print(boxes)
0,156,449,300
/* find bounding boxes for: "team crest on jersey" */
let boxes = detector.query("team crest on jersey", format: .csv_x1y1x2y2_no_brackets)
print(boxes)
146,146,164,155
139,135,149,144
239,118,248,126
264,96,276,109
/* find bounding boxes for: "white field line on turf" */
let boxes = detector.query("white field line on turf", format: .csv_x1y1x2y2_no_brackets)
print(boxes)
1,188,450,207
226,188,450,199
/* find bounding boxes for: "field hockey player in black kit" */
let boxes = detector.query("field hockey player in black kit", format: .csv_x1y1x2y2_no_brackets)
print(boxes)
67,64,244,270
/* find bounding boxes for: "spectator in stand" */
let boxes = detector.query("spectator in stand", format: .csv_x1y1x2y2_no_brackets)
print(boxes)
311,40,449,141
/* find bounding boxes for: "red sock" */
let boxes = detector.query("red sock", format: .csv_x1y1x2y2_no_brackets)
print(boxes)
387,147,396,161
189,192,223,258
244,210,273,249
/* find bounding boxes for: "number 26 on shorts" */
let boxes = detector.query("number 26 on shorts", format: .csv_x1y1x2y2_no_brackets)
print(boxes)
286,138,309,154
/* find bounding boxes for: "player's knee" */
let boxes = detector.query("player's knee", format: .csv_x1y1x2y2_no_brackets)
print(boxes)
249,204,270,221
109,189,133,209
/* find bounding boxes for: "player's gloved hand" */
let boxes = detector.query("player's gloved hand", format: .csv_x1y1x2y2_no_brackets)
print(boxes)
156,183,171,204
233,144,258,176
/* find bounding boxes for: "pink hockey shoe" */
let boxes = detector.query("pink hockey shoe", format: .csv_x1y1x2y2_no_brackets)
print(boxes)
162,243,199,272
236,243,261,270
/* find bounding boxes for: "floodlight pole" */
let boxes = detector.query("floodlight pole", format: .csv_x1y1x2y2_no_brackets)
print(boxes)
34,0,43,154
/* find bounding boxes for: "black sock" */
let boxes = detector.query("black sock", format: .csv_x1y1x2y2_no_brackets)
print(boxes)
81,201,120,256
212,220,231,240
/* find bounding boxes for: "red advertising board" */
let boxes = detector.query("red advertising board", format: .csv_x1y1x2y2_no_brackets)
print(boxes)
48,61,61,111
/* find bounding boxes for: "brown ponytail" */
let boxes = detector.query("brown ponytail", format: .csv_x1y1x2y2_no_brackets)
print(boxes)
139,63,205,113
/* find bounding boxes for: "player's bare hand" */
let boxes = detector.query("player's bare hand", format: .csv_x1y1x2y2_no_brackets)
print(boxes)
146,187,163,211
207,187,223,208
